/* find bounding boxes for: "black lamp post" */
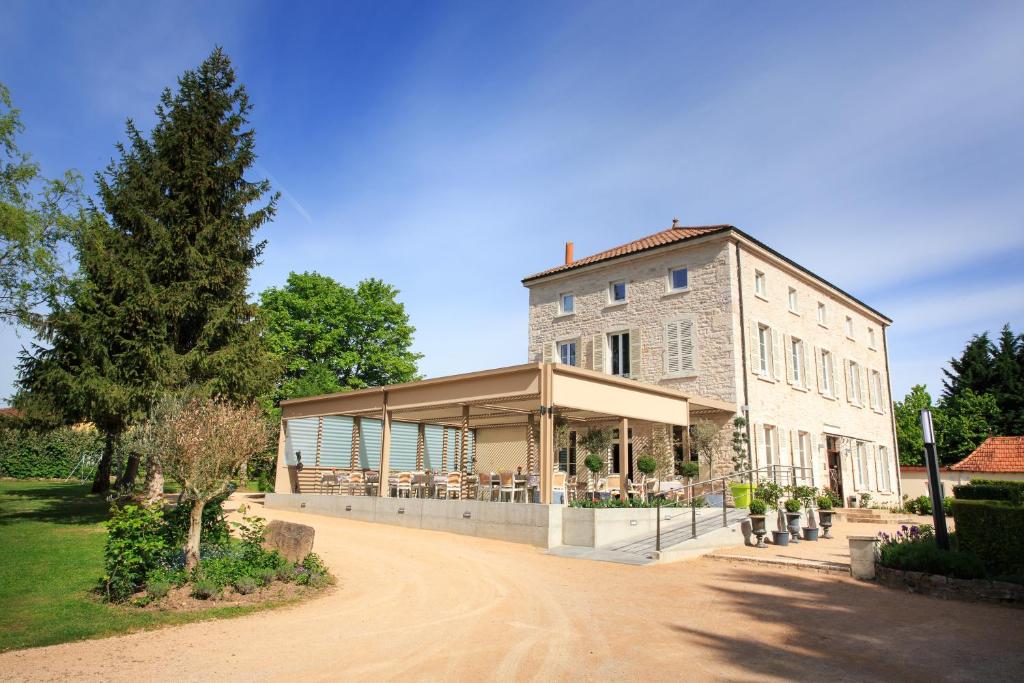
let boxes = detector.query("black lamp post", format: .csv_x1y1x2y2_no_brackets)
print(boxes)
919,410,949,551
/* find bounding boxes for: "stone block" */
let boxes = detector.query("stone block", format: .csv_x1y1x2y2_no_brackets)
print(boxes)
263,519,315,563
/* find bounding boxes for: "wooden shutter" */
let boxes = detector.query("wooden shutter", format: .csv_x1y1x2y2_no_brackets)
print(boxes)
770,328,783,381
664,321,680,375
771,427,780,467
800,341,809,389
844,360,853,402
628,328,642,379
542,342,554,364
813,347,822,393
748,320,761,375
778,428,788,468
591,333,605,372
664,318,696,376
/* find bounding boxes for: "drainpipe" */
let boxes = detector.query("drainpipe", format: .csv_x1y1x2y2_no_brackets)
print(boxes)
734,241,754,477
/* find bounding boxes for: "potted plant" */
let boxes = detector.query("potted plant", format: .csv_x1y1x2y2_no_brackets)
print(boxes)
784,498,802,543
578,428,613,501
636,454,657,502
755,482,788,546
748,498,767,548
816,494,834,538
791,484,819,541
583,454,604,501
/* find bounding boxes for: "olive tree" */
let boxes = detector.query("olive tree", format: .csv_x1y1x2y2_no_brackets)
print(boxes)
689,419,725,479
136,394,269,569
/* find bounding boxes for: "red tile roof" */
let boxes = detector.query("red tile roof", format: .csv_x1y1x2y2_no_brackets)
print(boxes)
951,436,1024,473
521,224,732,282
0,407,23,418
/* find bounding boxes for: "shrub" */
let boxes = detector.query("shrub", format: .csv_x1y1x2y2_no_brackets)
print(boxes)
953,482,1024,505
191,579,218,600
101,504,168,602
821,489,843,509
952,499,1024,577
256,568,276,587
678,461,699,480
690,496,709,508
257,473,274,492
163,494,231,549
636,455,657,477
583,453,604,475
754,482,784,509
294,553,329,587
234,576,258,595
905,495,932,516
146,580,171,600
784,498,801,513
789,485,816,508
749,499,766,515
876,525,985,580
275,561,295,582
816,495,833,510
942,496,953,517
0,425,104,479
569,497,653,508
858,493,872,508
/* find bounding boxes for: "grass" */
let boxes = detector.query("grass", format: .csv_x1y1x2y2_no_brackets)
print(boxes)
0,480,299,653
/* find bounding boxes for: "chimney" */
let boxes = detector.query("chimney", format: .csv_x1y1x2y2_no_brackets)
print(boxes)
565,241,574,265
672,217,680,228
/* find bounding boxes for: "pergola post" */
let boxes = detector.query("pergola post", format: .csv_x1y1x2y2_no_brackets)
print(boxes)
618,417,629,497
461,405,471,498
527,412,536,473
378,395,392,497
350,416,361,470
416,422,425,471
539,364,554,503
273,420,290,493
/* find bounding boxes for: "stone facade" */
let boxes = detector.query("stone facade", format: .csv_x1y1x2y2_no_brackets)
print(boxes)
525,229,900,504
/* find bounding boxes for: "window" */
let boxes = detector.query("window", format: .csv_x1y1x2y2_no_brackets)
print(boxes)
788,287,798,313
558,341,577,366
757,324,770,375
559,293,574,315
820,349,834,395
664,318,696,376
868,327,876,349
754,270,766,297
870,370,883,410
845,316,854,338
610,428,633,474
557,430,577,475
855,441,868,488
790,337,803,386
817,302,826,325
763,425,776,465
877,446,891,490
609,281,627,303
609,332,631,377
797,431,809,470
668,267,689,292
849,361,862,405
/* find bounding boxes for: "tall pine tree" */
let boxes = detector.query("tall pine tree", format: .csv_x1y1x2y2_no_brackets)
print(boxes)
19,48,279,492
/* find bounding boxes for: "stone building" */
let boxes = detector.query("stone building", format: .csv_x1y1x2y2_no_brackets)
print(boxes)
523,222,901,505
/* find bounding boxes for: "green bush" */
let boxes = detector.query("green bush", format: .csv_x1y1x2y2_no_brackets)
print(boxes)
953,482,1024,505
295,553,329,587
0,426,104,479
754,482,784,509
233,576,258,595
906,495,932,515
636,455,657,477
101,504,168,602
952,499,1024,577
858,493,872,508
678,461,699,480
876,526,985,580
191,579,218,600
821,489,843,509
815,495,833,510
257,473,274,492
256,568,276,587
749,499,766,515
146,580,171,600
163,495,231,549
943,496,953,517
784,498,801,513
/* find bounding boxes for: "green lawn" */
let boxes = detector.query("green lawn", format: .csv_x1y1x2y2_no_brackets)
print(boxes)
0,480,289,653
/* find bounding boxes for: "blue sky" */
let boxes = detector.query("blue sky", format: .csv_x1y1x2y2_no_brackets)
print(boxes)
1,0,1022,403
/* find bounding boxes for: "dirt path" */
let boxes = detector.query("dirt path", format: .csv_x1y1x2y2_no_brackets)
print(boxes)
1,494,1021,682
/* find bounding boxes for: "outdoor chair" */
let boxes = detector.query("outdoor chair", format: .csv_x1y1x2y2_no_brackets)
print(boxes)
347,470,364,495
388,474,400,497
477,472,496,501
412,471,428,497
395,471,413,498
498,470,525,503
605,474,621,498
432,473,448,498
318,470,340,494
333,471,350,494
445,472,463,499
365,471,380,496
552,471,567,504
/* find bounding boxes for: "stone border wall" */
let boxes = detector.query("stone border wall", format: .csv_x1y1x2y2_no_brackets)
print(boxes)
875,565,1024,607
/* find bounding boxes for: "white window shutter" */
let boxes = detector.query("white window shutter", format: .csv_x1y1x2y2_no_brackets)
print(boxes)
770,328,783,381
629,328,642,379
778,428,788,467
664,321,680,375
844,360,853,402
748,320,761,374
771,427,780,466
753,423,763,468
800,341,809,389
786,335,794,387
813,347,822,393
591,334,605,372
860,367,868,409
542,342,554,364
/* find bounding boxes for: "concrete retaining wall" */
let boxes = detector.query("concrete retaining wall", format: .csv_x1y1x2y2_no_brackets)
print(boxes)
562,507,661,547
875,565,1024,607
265,493,563,548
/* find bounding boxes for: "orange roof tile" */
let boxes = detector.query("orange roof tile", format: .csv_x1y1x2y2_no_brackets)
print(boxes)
951,436,1024,473
521,224,732,281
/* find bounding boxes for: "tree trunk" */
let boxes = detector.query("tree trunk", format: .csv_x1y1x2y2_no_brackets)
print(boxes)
143,456,164,507
91,432,114,493
184,499,205,572
116,453,140,491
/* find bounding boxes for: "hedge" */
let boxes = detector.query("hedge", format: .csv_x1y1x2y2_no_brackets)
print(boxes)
951,499,1024,577
0,426,104,479
953,481,1024,505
